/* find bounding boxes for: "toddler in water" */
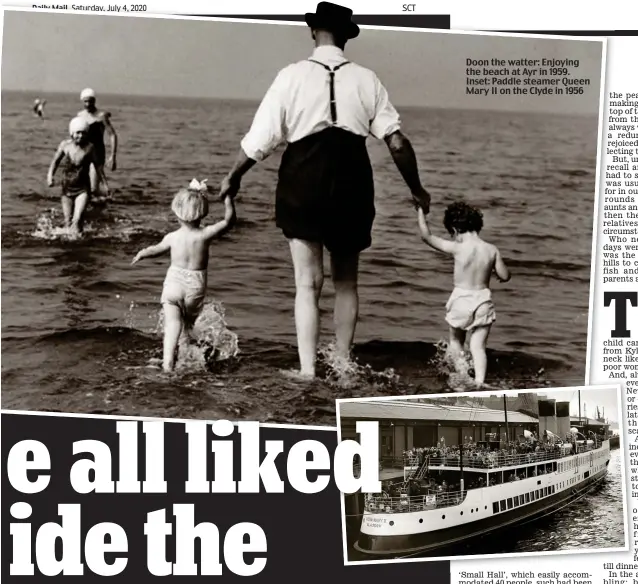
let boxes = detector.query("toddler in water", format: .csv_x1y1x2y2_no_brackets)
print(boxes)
131,179,236,372
417,202,510,388
47,116,107,236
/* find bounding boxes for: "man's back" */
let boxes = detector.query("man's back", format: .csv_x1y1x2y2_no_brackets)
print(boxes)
241,45,401,161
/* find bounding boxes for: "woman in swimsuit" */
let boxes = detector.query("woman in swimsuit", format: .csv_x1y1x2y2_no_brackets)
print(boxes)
47,117,107,236
77,88,118,196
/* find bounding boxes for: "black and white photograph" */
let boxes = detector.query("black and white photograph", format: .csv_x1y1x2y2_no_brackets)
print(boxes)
2,7,604,424
337,386,625,562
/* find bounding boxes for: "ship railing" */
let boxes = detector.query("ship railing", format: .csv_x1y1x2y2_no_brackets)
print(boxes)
365,489,467,513
381,456,406,469
426,445,599,470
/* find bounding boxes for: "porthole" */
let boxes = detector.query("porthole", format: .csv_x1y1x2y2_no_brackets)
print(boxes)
389,521,394,526
461,511,464,515
442,515,446,520
419,518,423,523
471,509,474,513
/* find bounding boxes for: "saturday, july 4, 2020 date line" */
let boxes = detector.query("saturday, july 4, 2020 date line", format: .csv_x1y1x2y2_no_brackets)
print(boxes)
32,4,148,12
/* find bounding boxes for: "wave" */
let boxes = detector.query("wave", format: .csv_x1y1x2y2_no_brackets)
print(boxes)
504,257,589,272
558,169,591,177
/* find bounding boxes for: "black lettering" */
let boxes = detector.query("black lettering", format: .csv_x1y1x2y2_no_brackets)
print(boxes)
604,291,638,337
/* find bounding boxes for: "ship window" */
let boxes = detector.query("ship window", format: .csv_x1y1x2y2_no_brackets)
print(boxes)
507,498,513,509
514,497,519,507
493,502,499,513
530,491,535,501
525,493,530,503
536,489,540,498
419,518,423,523
389,521,394,526
500,500,506,512
442,515,446,519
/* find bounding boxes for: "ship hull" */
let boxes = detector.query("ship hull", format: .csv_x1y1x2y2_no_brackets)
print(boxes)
355,465,608,556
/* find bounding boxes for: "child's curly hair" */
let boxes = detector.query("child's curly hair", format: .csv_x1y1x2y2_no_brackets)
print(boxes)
443,201,483,235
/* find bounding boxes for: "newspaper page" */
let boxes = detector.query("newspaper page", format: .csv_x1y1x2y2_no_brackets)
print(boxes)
1,1,637,583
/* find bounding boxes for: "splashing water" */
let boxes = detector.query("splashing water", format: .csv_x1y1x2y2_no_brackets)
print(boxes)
431,339,479,392
319,342,399,390
30,207,147,243
31,208,79,240
155,300,240,371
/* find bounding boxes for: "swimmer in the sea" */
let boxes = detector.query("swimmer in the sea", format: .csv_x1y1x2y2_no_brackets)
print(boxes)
76,88,117,197
131,179,236,372
33,98,46,119
47,116,107,236
417,202,511,388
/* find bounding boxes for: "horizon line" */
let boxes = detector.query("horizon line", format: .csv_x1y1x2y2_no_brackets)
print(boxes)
1,88,597,118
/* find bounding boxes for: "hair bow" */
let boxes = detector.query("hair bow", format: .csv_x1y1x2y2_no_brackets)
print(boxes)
188,178,208,192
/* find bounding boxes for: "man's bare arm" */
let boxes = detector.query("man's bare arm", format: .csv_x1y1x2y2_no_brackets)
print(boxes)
104,112,118,170
384,130,431,212
220,149,257,199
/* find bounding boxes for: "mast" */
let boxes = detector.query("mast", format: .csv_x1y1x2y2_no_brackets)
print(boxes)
460,442,464,498
503,394,510,445
578,391,582,425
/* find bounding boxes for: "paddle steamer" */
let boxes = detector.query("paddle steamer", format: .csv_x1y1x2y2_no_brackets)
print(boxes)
355,408,610,555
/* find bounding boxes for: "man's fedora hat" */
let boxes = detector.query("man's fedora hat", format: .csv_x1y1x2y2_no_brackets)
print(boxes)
305,2,360,39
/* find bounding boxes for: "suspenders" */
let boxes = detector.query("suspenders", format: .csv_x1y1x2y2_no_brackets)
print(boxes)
308,59,351,124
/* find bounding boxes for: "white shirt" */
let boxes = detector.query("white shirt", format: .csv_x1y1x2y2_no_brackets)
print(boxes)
241,45,401,162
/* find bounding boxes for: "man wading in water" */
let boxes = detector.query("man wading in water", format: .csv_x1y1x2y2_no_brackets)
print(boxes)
77,88,118,197
219,2,431,378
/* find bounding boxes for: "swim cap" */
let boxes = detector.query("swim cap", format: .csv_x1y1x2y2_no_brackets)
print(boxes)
69,116,90,135
80,88,96,100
